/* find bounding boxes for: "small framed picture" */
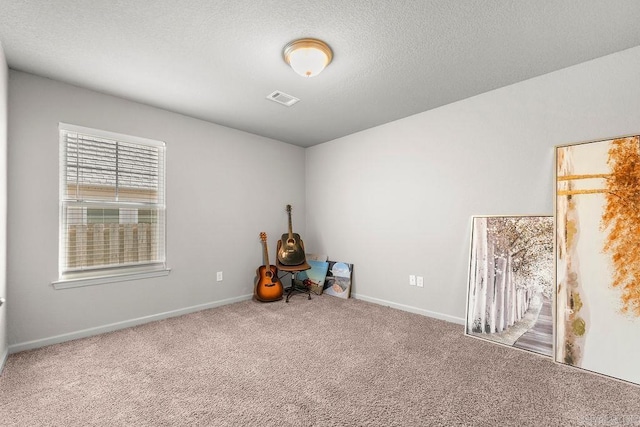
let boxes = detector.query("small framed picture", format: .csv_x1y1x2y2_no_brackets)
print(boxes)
323,261,353,299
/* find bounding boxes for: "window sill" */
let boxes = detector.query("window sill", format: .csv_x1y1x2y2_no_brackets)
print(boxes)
52,267,171,290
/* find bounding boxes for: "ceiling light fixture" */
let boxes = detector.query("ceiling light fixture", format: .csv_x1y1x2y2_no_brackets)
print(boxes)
283,38,333,78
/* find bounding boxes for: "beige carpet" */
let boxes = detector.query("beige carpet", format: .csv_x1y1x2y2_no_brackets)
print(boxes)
1,295,639,426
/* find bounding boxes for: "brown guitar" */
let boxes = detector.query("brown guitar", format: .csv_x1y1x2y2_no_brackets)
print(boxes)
277,204,306,266
255,232,283,302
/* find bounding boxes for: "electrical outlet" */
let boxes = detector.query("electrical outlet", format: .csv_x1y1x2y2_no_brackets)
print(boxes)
409,275,416,286
216,271,223,282
417,276,424,287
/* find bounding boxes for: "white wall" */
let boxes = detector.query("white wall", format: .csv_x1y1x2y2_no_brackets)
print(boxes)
0,43,8,365
7,71,306,350
305,46,640,323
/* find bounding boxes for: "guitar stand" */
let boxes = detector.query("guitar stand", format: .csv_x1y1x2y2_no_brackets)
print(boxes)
277,261,312,303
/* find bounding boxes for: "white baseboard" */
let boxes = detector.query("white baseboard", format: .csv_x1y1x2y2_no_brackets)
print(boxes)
0,347,8,374
351,293,465,325
8,294,253,354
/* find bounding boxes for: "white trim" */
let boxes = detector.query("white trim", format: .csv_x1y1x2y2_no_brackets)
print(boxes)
351,293,465,325
59,122,165,148
52,267,171,289
0,347,8,374
8,294,254,354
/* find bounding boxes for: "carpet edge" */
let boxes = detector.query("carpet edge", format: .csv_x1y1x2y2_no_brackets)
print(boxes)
8,294,254,354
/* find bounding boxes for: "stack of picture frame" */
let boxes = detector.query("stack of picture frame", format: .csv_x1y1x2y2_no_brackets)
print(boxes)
293,254,354,298
465,135,640,387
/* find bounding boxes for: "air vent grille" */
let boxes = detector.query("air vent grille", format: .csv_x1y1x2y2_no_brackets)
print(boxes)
266,90,300,107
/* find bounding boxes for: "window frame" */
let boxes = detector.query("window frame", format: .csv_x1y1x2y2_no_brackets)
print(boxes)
53,123,170,289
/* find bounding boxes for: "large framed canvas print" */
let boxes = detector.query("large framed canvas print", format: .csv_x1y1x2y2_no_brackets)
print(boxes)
556,136,640,385
465,215,554,357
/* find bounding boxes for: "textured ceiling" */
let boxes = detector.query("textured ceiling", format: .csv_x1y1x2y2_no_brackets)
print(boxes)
2,1,640,147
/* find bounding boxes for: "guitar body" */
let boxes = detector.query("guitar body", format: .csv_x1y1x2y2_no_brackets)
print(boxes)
255,264,283,302
277,232,306,265
277,205,306,266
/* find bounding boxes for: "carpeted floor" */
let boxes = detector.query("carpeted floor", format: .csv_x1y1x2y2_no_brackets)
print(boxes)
1,295,639,426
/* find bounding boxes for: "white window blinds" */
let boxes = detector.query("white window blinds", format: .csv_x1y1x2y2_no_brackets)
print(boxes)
59,123,166,279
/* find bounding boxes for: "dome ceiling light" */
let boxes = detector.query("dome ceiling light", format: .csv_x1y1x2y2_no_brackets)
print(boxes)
283,38,333,78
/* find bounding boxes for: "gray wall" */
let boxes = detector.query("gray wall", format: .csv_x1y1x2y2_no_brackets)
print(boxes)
0,43,7,364
7,71,306,350
8,45,640,350
305,46,640,323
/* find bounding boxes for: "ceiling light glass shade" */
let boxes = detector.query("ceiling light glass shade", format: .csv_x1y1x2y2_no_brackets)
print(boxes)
283,38,333,78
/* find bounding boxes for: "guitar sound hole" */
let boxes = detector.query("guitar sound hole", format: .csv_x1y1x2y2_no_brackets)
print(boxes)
265,271,272,278
287,238,295,245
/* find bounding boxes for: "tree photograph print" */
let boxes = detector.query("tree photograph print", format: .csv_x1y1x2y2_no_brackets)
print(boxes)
556,137,640,386
465,215,553,357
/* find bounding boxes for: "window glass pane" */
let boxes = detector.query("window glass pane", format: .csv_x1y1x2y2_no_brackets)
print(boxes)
87,208,119,224
62,207,164,272
119,208,138,224
138,209,157,224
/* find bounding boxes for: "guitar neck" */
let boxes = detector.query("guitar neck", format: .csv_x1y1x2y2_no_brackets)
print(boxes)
288,211,294,240
286,204,296,240
263,240,270,267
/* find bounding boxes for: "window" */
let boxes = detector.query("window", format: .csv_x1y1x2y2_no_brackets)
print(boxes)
54,123,169,289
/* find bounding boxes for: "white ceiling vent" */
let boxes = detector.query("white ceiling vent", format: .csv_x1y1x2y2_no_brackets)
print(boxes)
266,90,300,107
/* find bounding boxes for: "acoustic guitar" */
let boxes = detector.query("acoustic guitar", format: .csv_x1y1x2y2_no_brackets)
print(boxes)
277,204,306,266
255,232,283,302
